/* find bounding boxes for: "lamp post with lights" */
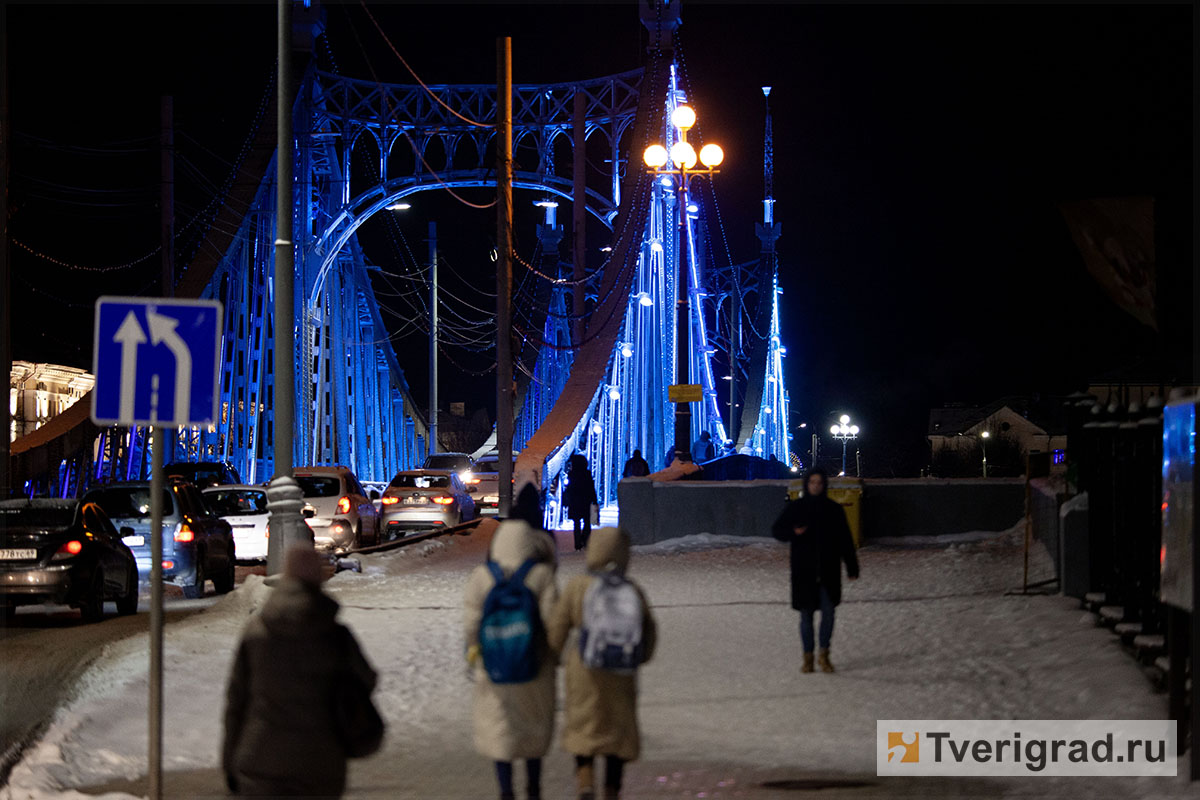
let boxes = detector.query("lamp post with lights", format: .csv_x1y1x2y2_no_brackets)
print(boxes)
980,430,990,478
829,414,860,476
643,104,724,463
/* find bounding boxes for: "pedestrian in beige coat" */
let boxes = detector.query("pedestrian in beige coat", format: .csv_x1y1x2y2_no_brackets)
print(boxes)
463,519,559,800
547,526,657,800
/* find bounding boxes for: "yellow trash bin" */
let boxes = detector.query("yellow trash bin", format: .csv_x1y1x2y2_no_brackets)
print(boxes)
783,476,863,548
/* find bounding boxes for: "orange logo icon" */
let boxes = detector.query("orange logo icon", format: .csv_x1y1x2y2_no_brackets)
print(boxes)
887,732,919,763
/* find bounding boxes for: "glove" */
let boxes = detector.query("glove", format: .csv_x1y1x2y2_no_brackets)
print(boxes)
466,643,481,666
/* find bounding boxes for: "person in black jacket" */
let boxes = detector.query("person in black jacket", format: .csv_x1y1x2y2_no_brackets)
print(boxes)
771,466,859,673
564,453,598,551
621,449,651,478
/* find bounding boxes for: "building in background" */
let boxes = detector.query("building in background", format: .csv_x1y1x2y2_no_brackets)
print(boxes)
9,362,94,442
927,396,1068,477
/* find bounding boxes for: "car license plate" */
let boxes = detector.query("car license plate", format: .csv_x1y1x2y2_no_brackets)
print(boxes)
402,496,425,505
0,548,37,560
122,535,145,547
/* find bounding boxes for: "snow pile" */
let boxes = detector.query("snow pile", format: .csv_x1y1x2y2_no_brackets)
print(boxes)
633,532,778,555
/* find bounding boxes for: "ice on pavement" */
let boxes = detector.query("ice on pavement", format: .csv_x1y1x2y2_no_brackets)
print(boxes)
4,522,1193,798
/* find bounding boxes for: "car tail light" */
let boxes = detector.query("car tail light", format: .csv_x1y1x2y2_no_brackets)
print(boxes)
162,560,174,569
52,540,84,559
432,496,454,506
173,524,195,543
380,497,399,505
337,496,352,514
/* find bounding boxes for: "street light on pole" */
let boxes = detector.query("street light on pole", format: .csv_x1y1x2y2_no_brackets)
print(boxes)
643,103,724,463
830,414,860,476
980,430,990,478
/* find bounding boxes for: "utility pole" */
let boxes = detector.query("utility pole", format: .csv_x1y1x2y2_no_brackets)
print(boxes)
266,0,310,578
427,221,438,457
571,90,586,347
161,97,174,298
496,37,514,517
1,4,10,499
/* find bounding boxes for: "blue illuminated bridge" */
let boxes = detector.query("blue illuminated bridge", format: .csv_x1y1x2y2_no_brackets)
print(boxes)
12,1,792,527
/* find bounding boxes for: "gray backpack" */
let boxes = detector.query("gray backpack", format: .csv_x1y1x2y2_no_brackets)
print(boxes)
579,572,645,673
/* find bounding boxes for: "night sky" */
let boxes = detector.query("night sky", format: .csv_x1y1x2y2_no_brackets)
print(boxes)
7,1,1193,476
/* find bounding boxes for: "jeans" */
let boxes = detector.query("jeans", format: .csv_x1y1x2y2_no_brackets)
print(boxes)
799,585,835,652
573,516,591,550
576,755,624,792
495,759,541,799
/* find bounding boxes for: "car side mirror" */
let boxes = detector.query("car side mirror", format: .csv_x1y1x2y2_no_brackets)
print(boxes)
119,526,135,538
369,489,380,500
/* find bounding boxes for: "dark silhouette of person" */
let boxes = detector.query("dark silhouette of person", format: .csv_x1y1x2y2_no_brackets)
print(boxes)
564,453,598,551
622,449,651,478
691,431,715,462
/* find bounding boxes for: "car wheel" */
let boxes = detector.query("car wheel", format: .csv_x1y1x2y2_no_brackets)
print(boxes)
181,557,206,600
213,545,236,594
115,564,139,615
79,568,106,623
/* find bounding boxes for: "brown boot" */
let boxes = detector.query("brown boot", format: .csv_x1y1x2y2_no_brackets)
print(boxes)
801,652,814,673
817,648,834,673
577,761,595,800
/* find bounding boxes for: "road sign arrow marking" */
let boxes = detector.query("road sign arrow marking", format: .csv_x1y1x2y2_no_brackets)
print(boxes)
113,312,147,423
147,308,193,425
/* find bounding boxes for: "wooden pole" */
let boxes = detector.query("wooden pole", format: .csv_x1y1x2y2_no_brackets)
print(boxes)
496,37,514,517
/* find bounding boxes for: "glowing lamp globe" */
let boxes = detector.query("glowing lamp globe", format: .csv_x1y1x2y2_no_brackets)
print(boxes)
643,144,669,169
670,142,698,169
981,431,991,439
839,414,850,424
850,425,860,435
671,105,696,130
699,143,724,168
608,387,621,401
830,425,840,435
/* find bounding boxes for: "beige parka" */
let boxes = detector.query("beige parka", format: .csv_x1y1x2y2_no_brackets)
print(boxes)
462,520,559,761
546,527,657,761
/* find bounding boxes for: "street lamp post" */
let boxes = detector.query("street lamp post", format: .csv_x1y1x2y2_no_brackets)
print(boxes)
829,414,860,476
980,430,990,478
643,104,724,463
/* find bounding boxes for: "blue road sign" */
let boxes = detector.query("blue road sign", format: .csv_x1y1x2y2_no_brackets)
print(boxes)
92,297,223,428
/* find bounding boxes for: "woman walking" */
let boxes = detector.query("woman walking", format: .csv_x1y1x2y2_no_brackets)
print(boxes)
464,520,560,800
564,453,598,551
771,466,859,673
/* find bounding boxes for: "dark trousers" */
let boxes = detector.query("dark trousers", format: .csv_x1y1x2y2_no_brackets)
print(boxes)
575,754,624,793
799,585,836,652
495,758,541,800
572,515,591,551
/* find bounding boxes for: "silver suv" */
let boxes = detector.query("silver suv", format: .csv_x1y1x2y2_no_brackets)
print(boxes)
292,466,380,553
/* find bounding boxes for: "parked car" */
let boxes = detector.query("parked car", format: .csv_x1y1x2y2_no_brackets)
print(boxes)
82,479,236,599
361,480,389,514
379,470,476,537
202,484,270,562
422,452,480,488
293,466,379,553
163,461,242,489
1,498,139,622
471,454,516,517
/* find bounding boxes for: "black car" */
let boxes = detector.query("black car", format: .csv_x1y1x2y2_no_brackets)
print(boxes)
83,479,236,599
162,461,242,490
0,499,139,622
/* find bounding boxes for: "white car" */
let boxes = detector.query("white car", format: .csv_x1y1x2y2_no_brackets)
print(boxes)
202,484,270,561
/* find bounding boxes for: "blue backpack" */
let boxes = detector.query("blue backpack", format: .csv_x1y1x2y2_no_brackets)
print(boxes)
478,558,541,684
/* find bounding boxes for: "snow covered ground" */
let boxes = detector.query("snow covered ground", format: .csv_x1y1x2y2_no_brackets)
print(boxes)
2,522,1193,799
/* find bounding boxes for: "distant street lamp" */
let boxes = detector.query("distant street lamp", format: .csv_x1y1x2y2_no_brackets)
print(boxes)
829,413,860,476
644,103,724,462
980,430,990,478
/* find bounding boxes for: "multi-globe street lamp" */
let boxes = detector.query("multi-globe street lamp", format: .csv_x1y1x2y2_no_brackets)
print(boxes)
830,414,860,476
643,104,724,463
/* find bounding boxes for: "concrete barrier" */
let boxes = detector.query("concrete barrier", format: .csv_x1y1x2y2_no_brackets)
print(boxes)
617,477,1027,546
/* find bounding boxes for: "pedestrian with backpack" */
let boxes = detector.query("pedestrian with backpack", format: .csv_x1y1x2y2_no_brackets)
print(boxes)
547,527,657,800
463,520,559,800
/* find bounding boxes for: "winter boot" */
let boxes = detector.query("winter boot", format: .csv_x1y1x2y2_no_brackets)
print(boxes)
603,788,620,800
577,761,596,800
817,648,834,673
801,652,814,673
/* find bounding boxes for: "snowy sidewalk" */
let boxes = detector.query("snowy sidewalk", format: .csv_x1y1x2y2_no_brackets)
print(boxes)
3,523,1193,799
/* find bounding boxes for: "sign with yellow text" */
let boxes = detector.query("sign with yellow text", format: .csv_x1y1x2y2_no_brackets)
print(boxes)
668,384,703,403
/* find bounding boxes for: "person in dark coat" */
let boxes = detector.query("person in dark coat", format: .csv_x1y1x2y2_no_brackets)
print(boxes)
222,546,379,798
621,449,650,478
564,453,598,551
771,466,859,673
691,431,715,462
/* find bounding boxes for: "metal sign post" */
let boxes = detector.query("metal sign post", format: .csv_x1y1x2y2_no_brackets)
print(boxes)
92,296,221,800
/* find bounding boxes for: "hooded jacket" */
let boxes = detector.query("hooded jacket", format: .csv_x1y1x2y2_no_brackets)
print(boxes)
564,455,598,520
462,520,559,761
771,471,859,610
546,527,657,761
222,577,376,798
